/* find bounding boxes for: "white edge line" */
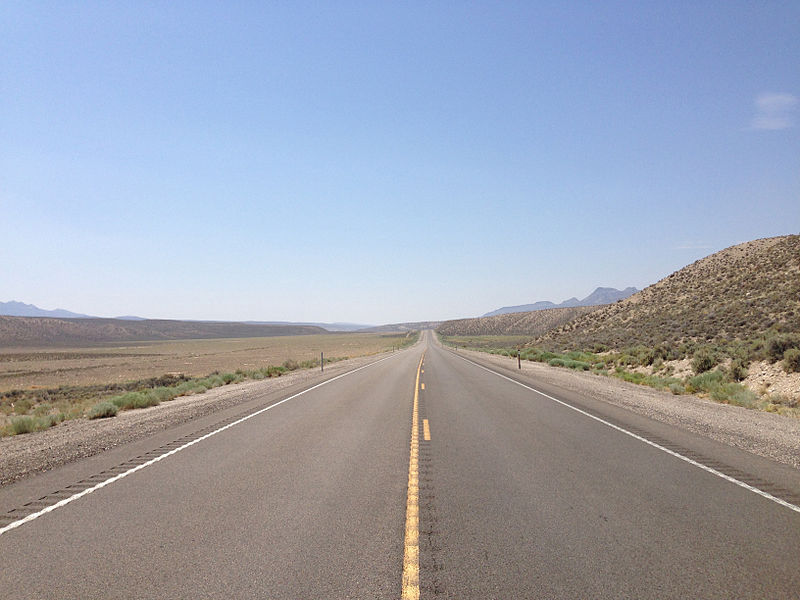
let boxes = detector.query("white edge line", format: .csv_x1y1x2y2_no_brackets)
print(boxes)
452,351,800,515
0,352,403,537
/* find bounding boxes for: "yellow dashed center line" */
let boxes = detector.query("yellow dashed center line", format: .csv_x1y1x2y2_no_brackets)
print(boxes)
421,383,425,390
423,419,431,441
402,352,425,600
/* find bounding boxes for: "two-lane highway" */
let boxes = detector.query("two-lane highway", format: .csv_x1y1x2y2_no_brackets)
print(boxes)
416,340,800,598
1,330,798,598
0,344,422,599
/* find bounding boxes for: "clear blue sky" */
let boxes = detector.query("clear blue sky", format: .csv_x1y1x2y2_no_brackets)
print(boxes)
3,2,799,324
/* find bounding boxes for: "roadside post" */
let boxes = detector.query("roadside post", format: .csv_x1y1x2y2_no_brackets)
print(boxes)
518,347,522,369
321,351,324,372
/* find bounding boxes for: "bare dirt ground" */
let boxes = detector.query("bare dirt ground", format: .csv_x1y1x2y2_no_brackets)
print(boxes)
0,352,390,485
0,333,404,393
457,348,800,470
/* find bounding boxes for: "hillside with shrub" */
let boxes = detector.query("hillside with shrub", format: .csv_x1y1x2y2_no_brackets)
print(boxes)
437,305,599,337
439,235,800,415
0,316,329,346
537,235,800,351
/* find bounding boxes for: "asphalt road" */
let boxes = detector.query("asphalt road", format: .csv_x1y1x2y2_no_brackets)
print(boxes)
1,330,798,598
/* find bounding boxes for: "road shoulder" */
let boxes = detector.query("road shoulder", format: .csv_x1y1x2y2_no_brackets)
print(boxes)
450,347,800,471
0,352,398,486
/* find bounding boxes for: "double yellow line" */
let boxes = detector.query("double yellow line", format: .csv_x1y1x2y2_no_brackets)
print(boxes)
401,351,425,600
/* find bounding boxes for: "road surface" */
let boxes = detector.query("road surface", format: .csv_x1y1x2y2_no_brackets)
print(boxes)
1,330,798,598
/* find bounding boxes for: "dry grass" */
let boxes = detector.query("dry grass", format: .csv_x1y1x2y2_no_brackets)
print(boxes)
0,332,416,435
0,333,405,393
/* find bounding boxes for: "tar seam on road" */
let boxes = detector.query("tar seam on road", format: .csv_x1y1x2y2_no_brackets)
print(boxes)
0,352,404,538
402,352,425,600
453,352,800,515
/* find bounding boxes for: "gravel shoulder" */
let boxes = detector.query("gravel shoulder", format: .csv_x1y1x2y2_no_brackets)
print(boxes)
0,353,389,486
456,348,800,470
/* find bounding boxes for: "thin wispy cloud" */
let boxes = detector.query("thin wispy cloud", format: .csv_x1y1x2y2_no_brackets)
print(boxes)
750,92,798,130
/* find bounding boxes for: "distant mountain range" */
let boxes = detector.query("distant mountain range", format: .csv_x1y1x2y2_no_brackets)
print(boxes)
358,321,442,333
483,287,638,317
0,316,330,346
442,235,800,347
438,306,597,337
0,302,372,332
537,235,800,350
0,301,96,319
244,321,373,332
0,301,155,321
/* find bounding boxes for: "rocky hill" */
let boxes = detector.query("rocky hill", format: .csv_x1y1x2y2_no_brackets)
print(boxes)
537,235,800,351
358,321,440,333
483,286,637,317
0,316,329,347
437,306,599,337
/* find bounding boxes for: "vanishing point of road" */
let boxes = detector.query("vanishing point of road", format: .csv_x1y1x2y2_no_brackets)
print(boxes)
1,330,799,598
